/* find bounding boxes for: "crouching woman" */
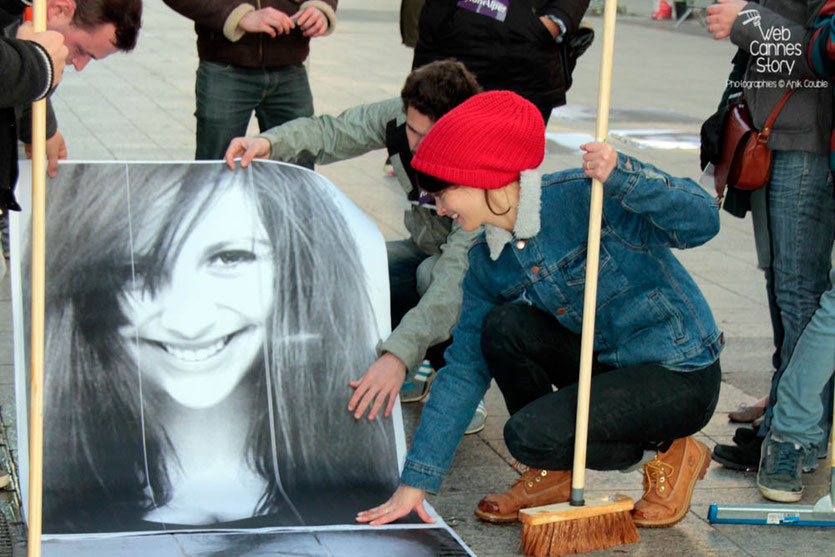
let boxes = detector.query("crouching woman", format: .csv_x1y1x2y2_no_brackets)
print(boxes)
357,90,723,528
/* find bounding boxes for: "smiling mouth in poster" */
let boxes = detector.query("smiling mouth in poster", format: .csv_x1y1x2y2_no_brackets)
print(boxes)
10,161,473,556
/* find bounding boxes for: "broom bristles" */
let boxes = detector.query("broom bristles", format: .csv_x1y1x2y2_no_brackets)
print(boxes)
521,510,640,556
519,495,640,556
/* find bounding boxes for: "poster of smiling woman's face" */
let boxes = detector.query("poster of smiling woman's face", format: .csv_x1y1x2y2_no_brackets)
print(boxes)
10,162,435,547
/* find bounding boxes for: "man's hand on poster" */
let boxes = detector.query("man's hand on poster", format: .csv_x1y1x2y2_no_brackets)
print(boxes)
705,0,747,40
238,7,296,37
295,7,329,37
224,137,272,170
356,484,435,526
25,131,67,178
348,352,407,420
16,23,68,89
580,141,616,183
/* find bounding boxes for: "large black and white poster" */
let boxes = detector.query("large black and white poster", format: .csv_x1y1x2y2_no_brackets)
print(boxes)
11,161,472,555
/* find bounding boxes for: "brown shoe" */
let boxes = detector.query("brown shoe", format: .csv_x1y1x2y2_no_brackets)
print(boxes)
632,437,710,528
475,465,571,523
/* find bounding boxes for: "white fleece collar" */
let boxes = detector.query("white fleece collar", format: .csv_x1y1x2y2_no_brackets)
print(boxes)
484,169,542,260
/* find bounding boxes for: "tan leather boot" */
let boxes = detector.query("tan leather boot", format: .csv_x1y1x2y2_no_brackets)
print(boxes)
632,436,710,528
475,465,571,523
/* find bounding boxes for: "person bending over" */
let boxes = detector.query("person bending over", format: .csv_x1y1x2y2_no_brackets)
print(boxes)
357,91,724,528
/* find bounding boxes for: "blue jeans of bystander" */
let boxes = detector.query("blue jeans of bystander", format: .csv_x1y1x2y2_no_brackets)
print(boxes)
194,61,314,162
759,150,834,446
771,267,835,451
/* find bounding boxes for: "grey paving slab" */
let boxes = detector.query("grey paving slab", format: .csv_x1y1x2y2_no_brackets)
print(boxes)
713,381,762,413
0,365,13,387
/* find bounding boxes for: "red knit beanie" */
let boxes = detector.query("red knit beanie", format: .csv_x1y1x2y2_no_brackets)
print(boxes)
411,90,545,190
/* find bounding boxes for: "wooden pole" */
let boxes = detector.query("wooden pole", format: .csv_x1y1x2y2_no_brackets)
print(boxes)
570,0,618,505
28,0,48,554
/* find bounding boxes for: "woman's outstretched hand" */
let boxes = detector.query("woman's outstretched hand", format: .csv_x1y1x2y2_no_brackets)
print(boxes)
356,485,435,526
580,142,617,184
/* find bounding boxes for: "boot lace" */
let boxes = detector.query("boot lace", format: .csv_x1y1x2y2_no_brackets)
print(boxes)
511,462,548,488
643,457,675,496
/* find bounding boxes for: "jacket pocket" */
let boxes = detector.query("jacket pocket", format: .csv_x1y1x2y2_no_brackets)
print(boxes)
506,3,555,45
558,239,629,309
647,289,687,344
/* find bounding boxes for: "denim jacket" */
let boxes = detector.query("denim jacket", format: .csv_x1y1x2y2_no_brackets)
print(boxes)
400,153,725,493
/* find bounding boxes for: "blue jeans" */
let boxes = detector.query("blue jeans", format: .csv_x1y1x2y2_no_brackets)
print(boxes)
387,240,446,368
771,266,835,452
751,188,784,371
759,150,835,442
194,61,314,162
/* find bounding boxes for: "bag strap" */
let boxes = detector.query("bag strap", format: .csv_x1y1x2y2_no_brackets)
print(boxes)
759,89,795,142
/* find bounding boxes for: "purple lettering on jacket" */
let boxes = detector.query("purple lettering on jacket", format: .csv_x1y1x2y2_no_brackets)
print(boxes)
456,0,509,22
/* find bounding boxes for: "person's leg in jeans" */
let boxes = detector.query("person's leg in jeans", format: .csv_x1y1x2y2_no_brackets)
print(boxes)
760,151,834,436
255,63,315,169
387,239,426,329
716,152,833,470
759,265,833,501
194,61,263,160
751,187,784,373
476,304,720,524
770,266,835,449
726,190,779,425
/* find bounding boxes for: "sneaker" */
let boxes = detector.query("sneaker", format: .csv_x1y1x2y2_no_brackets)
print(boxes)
712,438,761,472
399,360,434,403
757,434,804,502
802,442,820,473
465,399,487,435
731,428,819,473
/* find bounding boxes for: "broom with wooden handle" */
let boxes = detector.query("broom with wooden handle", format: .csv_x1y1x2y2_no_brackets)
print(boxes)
28,0,48,555
518,0,641,554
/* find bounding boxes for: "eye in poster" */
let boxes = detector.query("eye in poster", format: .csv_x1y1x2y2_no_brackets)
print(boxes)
11,161,473,556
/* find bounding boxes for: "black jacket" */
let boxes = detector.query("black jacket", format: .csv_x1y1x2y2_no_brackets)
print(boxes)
2,0,56,210
163,0,337,69
412,0,589,116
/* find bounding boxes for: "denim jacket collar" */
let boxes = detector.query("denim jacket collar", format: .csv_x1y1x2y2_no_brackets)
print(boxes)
484,169,542,260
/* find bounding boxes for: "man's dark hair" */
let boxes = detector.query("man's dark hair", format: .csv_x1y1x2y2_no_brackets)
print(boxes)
72,0,142,52
401,60,482,122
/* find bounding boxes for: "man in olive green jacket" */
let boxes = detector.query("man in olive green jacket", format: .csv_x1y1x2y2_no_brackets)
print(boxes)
225,61,486,430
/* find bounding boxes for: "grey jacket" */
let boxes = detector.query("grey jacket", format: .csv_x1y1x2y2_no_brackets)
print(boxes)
731,0,833,154
258,97,480,370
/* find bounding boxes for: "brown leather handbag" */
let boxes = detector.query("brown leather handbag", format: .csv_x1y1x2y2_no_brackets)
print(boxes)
714,90,794,196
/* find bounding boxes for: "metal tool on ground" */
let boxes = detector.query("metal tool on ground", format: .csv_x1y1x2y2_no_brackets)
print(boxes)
709,379,835,527
518,0,641,553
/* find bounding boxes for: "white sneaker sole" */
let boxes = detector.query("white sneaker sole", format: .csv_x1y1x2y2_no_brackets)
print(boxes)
757,482,803,503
